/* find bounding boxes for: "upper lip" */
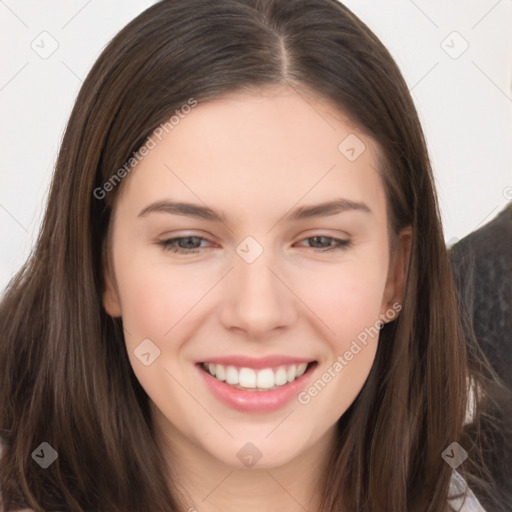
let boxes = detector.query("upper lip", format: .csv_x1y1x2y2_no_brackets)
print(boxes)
198,355,316,369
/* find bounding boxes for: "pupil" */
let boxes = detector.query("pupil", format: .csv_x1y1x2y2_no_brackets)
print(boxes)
182,237,198,248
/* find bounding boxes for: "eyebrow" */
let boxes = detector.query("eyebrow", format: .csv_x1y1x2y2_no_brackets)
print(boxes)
137,198,371,223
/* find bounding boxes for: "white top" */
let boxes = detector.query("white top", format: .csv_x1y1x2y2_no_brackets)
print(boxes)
448,469,487,511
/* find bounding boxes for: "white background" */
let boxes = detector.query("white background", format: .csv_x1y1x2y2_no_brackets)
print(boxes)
1,0,511,294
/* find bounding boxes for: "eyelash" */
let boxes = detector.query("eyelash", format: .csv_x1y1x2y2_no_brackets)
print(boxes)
157,235,352,254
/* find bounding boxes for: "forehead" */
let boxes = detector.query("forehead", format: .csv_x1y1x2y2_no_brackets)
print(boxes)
113,86,386,225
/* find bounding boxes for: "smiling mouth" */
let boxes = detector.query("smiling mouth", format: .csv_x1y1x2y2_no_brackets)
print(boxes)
199,361,317,391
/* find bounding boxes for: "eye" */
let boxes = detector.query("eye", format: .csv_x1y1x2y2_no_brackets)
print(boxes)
157,236,211,254
295,235,352,251
158,234,352,254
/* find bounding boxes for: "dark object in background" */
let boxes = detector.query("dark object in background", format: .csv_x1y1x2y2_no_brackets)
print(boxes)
450,202,512,512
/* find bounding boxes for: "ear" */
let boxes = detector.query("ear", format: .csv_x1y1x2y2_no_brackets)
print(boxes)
102,247,122,318
380,226,412,318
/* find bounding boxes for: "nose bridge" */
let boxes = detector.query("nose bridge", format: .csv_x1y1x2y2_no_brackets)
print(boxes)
220,235,296,335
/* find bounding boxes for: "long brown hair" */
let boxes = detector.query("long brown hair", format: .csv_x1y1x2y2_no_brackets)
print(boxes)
0,0,496,510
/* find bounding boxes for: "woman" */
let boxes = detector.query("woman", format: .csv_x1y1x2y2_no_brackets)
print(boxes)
0,0,497,510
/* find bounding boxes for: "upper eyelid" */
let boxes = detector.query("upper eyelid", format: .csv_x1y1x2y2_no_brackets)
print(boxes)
158,229,352,241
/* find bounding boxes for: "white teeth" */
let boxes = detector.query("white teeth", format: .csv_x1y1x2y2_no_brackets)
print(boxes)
225,365,239,385
215,364,226,381
256,368,275,389
239,368,256,388
202,362,311,390
274,366,288,386
296,363,308,378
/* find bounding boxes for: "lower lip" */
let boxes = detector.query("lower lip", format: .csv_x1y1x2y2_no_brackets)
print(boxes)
196,363,317,413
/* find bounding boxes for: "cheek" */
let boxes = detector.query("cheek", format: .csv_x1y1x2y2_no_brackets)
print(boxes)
113,251,206,346
296,255,389,337
296,262,385,420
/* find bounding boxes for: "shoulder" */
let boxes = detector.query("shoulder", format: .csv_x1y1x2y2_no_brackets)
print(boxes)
448,470,487,511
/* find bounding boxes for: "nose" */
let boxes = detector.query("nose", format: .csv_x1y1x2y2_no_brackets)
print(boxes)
218,248,297,339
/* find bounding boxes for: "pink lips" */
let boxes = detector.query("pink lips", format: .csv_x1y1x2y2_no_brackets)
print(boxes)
196,355,317,413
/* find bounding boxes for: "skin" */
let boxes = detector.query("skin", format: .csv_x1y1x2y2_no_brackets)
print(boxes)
103,85,411,512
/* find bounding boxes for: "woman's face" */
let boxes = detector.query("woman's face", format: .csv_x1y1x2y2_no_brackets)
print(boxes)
103,86,409,470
